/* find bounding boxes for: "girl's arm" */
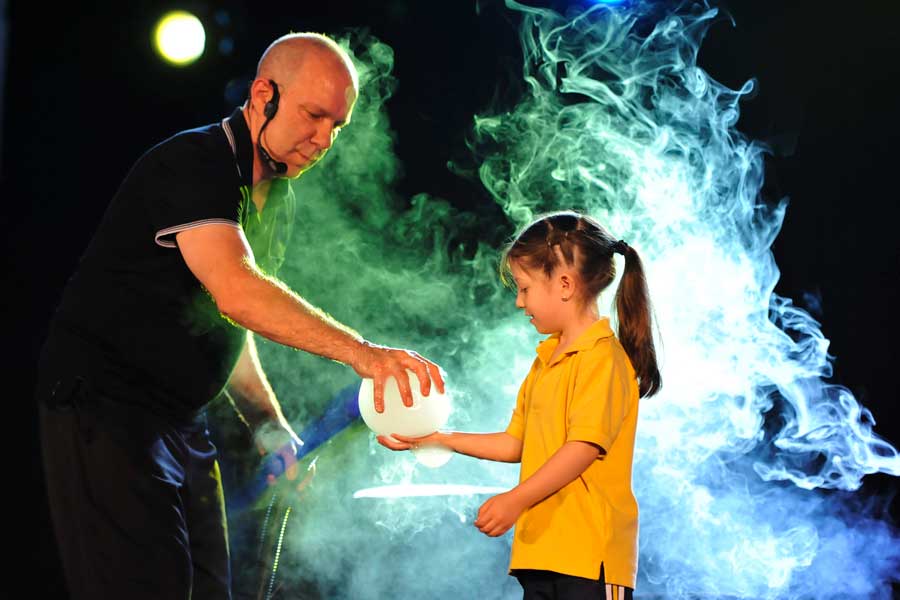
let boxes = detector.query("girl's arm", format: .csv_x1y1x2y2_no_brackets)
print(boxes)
510,440,600,506
377,431,523,463
474,440,601,537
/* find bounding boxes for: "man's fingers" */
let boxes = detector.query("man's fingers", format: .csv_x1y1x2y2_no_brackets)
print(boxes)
372,376,386,413
394,369,414,407
402,352,432,397
363,346,445,403
282,449,299,481
426,361,446,394
295,462,316,494
401,351,446,397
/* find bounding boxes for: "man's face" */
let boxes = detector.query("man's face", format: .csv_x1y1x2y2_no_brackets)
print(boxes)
264,54,357,178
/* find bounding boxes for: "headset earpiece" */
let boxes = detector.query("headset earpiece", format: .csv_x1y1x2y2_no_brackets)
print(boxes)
257,79,288,174
263,79,280,119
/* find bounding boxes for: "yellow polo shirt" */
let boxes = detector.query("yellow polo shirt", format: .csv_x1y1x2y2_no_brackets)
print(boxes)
505,318,640,588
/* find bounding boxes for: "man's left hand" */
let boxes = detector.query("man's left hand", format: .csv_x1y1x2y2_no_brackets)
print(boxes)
254,420,303,483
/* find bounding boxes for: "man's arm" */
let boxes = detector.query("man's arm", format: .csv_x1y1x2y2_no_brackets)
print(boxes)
176,224,444,411
226,331,294,434
178,224,365,364
225,331,302,479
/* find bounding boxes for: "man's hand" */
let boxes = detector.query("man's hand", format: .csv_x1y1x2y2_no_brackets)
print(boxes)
474,491,526,537
353,342,445,413
253,420,303,484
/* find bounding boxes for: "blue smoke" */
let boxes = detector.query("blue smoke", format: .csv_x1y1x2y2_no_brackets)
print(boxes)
239,2,899,598
469,1,900,597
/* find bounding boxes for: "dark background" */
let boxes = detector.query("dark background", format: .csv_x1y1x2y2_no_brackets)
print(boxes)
5,0,898,595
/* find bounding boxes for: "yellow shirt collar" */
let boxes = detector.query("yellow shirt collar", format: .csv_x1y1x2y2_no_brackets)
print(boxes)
535,318,615,365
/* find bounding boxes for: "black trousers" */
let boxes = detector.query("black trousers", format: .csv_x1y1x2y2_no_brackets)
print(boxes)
39,373,231,600
515,565,634,600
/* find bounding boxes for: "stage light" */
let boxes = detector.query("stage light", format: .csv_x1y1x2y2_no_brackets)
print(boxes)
153,11,206,66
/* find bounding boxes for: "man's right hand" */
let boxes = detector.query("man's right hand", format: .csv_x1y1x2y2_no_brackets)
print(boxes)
352,341,445,413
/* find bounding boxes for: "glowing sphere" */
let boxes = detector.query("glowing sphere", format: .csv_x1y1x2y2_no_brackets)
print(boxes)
358,370,453,467
153,11,206,66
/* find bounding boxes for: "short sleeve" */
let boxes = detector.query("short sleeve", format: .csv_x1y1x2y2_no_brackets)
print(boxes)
505,377,528,441
147,132,246,248
567,349,633,452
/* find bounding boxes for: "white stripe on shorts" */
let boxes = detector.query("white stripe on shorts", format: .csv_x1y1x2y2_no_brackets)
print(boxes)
605,582,628,600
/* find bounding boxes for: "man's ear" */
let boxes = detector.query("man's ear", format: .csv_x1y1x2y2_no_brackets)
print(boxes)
248,78,272,114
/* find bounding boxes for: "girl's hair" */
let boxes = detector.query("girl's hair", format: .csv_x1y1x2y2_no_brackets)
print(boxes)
500,210,661,398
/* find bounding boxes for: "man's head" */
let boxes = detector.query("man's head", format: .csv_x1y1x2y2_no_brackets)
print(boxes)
246,33,359,180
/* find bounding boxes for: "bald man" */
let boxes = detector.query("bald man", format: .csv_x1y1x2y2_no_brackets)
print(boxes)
36,33,443,599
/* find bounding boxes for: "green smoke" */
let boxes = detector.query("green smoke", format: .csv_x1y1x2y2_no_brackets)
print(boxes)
212,31,531,598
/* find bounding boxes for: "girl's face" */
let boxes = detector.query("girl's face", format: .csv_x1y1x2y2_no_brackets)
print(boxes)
509,260,567,334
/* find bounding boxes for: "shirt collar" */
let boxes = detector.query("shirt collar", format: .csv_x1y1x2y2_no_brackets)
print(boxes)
223,107,253,191
535,318,615,366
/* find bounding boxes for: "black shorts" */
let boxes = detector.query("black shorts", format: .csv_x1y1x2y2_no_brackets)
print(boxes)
514,564,633,600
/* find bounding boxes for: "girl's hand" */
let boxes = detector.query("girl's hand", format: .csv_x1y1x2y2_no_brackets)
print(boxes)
474,491,526,537
376,431,446,451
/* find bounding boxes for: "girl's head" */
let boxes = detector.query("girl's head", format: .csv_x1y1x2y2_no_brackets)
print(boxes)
501,210,661,398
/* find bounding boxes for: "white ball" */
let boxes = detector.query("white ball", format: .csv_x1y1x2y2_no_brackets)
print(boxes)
411,444,453,468
358,370,452,467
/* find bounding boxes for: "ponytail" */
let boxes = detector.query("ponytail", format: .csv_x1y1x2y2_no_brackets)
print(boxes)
615,244,661,398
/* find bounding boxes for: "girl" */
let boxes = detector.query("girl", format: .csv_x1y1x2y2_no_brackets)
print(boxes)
379,210,661,600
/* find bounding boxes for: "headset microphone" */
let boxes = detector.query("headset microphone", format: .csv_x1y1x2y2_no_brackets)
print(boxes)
257,79,288,175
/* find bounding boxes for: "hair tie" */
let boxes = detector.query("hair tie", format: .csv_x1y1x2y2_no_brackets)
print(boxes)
546,229,570,247
611,240,629,255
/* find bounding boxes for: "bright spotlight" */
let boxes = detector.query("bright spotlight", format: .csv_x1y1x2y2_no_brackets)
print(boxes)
153,11,206,66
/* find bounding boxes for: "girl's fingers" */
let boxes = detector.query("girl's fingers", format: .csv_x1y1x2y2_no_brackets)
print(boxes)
390,432,436,444
376,435,411,450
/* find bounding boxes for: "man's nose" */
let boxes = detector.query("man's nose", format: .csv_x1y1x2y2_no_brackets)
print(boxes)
311,121,336,150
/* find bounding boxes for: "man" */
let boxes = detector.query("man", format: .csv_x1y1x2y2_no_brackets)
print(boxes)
36,33,443,599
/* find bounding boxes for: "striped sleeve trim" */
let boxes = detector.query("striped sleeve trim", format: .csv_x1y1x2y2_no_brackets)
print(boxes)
154,219,241,248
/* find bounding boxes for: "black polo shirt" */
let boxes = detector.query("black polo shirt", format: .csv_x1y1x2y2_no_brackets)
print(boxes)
45,108,293,419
